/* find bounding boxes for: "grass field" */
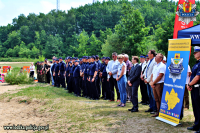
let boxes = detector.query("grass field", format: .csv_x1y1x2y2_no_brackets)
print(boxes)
0,83,195,133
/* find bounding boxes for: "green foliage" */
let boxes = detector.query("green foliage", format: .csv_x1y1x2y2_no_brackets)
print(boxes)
4,68,34,85
38,55,45,62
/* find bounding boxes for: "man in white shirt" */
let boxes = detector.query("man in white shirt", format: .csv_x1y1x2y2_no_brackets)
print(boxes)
143,50,157,113
139,55,149,105
150,53,166,117
106,52,120,101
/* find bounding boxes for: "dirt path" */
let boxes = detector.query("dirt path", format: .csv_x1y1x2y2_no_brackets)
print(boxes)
0,83,53,133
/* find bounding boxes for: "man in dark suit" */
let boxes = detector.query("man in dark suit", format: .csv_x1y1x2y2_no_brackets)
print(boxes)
127,56,142,112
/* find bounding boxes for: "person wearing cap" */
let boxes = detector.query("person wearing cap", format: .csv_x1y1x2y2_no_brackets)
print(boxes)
54,59,60,87
187,46,200,133
100,57,106,99
67,61,74,93
73,60,82,97
95,55,102,98
102,57,111,100
139,55,149,105
64,57,69,90
106,52,120,102
50,59,56,86
58,57,66,88
86,56,92,98
81,56,87,97
88,55,99,100
162,56,167,64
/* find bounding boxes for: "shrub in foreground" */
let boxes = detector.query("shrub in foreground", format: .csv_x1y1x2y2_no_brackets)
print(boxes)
4,68,34,85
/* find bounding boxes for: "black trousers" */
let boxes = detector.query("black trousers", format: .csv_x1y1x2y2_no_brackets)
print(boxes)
87,77,91,98
102,76,111,99
46,72,50,84
83,75,88,96
140,79,149,103
95,76,101,97
90,77,99,99
74,77,81,96
66,73,69,88
67,74,73,93
131,85,139,110
191,87,200,129
55,73,60,87
109,76,120,100
60,71,66,88
30,71,34,78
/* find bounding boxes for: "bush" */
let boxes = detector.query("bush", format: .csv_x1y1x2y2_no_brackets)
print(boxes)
4,68,34,85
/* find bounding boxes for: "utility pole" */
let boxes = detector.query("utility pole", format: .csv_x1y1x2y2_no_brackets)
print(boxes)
57,0,60,11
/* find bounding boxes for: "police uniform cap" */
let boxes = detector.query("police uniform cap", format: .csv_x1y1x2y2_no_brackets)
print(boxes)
146,55,149,57
69,61,72,64
96,55,99,58
194,46,200,53
105,57,110,60
72,57,75,60
65,57,68,60
56,59,59,61
88,56,91,59
74,60,79,63
91,55,96,59
53,59,56,61
140,55,146,58
59,57,63,59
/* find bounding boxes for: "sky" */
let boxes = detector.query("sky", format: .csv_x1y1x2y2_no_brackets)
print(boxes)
0,0,178,26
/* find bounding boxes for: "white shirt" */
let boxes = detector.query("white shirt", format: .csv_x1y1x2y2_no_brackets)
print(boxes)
186,65,191,84
140,61,147,72
152,62,166,84
30,65,35,71
118,62,126,76
106,60,120,79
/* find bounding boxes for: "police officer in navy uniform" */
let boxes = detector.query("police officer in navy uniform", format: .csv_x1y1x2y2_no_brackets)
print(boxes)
95,55,101,97
89,55,99,100
65,57,69,90
100,57,106,99
187,46,200,133
59,57,66,88
81,56,87,97
67,61,74,93
54,59,60,87
86,56,91,98
51,59,56,86
102,57,111,100
73,60,82,97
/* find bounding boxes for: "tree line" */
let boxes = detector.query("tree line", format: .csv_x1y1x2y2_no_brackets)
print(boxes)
0,0,200,60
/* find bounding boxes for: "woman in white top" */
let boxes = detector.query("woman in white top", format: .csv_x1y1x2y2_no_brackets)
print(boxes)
116,54,127,107
30,63,35,78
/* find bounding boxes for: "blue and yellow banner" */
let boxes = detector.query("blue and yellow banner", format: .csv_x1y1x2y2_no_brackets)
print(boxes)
156,38,191,126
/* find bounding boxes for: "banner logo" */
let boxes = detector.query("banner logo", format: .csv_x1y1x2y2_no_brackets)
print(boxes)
176,0,199,24
165,88,180,110
168,53,184,83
